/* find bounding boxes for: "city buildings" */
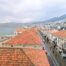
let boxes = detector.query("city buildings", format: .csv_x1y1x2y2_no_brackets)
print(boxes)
0,28,50,66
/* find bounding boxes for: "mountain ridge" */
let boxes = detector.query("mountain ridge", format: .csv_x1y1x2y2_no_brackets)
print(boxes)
0,14,66,28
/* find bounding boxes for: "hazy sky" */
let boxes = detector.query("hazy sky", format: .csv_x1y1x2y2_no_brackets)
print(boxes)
0,0,66,23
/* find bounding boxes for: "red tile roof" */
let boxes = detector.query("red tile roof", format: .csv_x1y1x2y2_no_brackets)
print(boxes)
45,29,66,39
16,27,38,34
51,30,66,39
0,48,50,66
23,48,50,66
5,28,42,45
0,48,34,66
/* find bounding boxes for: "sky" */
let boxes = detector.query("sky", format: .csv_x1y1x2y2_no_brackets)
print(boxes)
0,0,66,23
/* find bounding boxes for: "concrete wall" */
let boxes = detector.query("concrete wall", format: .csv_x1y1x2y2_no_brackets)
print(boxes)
0,44,42,49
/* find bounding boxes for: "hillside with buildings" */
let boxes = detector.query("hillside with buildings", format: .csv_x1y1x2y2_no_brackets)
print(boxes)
0,21,66,66
0,0,66,66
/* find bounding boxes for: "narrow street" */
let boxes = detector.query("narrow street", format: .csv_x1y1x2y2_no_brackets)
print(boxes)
42,40,60,66
39,31,60,66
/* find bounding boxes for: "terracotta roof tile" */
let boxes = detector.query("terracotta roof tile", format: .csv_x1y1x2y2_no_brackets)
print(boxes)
51,30,66,39
16,27,37,34
0,48,50,66
23,48,50,66
5,28,42,45
0,48,34,66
